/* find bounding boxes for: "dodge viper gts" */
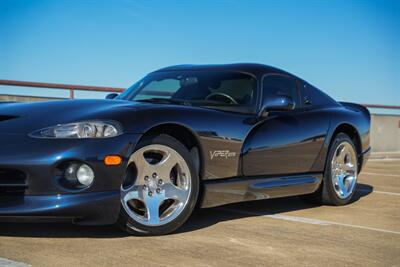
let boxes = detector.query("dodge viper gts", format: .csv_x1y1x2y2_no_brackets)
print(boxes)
0,64,371,235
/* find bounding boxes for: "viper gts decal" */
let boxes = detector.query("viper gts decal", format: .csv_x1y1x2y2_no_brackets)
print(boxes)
209,150,237,159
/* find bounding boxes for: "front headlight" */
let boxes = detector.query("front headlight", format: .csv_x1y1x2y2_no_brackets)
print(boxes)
29,120,123,138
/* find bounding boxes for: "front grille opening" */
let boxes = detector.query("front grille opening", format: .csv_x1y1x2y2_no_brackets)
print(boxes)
0,169,27,196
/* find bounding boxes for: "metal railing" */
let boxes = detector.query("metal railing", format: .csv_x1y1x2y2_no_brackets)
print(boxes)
0,79,124,99
0,79,399,111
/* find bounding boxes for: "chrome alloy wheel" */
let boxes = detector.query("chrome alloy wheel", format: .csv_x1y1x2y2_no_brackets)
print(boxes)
121,144,191,226
331,141,358,199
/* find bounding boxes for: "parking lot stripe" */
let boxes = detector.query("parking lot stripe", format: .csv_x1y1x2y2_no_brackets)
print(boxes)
368,158,400,162
356,189,400,196
0,258,30,267
219,208,400,235
323,221,400,235
258,214,331,225
362,172,400,178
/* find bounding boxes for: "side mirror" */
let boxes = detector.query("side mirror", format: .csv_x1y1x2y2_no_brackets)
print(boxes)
105,93,118,99
259,95,295,117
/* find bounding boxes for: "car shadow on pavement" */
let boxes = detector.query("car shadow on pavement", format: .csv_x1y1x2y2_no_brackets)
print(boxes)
0,183,373,238
178,183,373,234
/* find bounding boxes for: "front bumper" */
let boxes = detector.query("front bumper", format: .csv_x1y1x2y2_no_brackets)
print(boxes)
0,191,120,225
0,133,141,224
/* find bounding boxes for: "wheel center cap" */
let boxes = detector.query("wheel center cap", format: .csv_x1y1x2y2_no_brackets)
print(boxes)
148,179,157,190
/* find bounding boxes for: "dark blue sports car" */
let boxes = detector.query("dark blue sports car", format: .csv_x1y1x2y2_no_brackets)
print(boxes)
0,64,370,235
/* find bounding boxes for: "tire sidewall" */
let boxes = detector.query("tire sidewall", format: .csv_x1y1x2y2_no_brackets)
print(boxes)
118,134,199,236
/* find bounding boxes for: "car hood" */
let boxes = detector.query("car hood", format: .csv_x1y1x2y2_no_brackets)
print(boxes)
0,99,146,134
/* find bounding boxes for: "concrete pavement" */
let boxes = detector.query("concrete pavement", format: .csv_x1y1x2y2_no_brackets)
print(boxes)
0,160,399,266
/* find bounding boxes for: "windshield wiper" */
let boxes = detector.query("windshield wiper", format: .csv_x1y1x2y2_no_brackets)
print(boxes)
135,98,190,105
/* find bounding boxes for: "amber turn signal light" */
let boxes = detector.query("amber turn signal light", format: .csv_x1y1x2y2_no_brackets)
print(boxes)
104,155,122,166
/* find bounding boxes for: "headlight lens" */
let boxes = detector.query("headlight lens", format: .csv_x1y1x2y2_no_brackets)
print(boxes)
29,120,122,138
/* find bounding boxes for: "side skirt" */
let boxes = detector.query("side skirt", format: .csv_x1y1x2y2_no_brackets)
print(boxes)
200,174,322,208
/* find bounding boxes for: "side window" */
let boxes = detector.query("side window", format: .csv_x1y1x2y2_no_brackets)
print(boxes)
302,82,337,108
209,78,256,105
262,75,300,109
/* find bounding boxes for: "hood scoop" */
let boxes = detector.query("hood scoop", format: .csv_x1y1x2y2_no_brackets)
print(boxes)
0,115,19,122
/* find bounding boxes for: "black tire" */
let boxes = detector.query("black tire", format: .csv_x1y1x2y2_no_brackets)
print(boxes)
301,133,358,206
117,134,199,236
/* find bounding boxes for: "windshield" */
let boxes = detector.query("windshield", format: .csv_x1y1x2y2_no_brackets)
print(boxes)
117,71,257,107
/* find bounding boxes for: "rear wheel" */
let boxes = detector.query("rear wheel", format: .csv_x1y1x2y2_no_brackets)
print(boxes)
302,133,358,205
117,134,199,235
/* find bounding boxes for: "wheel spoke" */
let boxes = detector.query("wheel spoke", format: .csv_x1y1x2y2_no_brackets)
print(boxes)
163,183,188,203
157,151,179,178
345,175,356,190
337,145,347,163
343,162,356,173
121,185,145,202
337,175,347,196
130,151,155,185
144,193,164,225
332,174,339,186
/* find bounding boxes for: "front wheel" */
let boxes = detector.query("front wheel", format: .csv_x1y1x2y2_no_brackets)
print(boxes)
117,134,199,235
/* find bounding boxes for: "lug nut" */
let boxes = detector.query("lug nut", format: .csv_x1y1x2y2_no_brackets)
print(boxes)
152,173,157,178
148,191,153,197
143,185,147,190
156,188,161,194
158,179,163,185
144,176,149,181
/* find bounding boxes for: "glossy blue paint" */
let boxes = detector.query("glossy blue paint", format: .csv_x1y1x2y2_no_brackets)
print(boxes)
0,133,140,195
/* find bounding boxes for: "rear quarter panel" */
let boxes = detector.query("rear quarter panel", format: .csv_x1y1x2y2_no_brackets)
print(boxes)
311,105,371,172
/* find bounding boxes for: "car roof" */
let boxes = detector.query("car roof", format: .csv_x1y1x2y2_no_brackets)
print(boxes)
153,63,291,77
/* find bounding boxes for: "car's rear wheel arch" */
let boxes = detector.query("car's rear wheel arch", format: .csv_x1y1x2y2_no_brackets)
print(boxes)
138,123,204,180
329,123,362,172
302,128,360,205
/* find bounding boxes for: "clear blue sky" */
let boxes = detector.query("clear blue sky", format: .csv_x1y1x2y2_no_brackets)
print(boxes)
0,0,399,106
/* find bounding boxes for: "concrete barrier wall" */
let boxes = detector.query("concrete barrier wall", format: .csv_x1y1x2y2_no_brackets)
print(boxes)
370,114,400,153
0,94,64,102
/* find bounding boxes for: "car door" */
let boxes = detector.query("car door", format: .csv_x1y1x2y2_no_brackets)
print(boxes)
242,74,329,177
